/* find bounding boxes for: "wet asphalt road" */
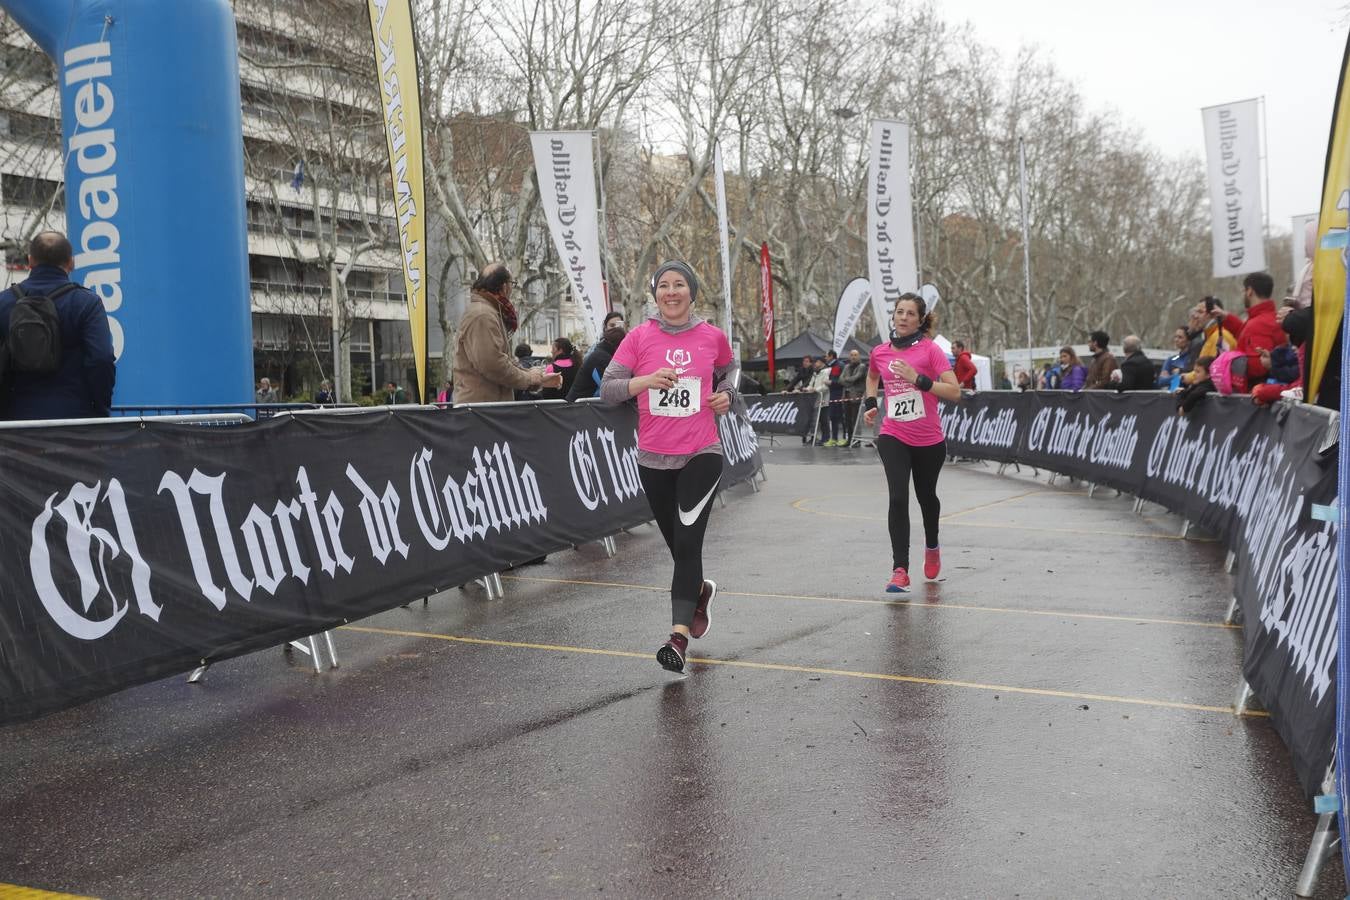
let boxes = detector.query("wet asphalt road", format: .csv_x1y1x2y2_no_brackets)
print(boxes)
0,442,1341,898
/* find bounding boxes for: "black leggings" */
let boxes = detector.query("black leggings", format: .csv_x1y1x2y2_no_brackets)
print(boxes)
876,436,946,570
639,453,722,627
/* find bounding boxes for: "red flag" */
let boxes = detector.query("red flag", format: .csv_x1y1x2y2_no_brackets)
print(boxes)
760,242,775,390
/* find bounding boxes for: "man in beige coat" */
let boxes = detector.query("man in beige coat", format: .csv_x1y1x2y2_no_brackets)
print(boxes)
452,264,561,404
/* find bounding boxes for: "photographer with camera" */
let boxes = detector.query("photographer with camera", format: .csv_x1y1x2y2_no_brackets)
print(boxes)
1183,297,1240,386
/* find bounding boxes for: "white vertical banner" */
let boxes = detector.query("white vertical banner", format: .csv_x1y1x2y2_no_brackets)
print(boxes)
867,119,917,340
1291,212,1318,281
530,131,606,341
1201,99,1265,278
714,142,735,338
830,277,871,354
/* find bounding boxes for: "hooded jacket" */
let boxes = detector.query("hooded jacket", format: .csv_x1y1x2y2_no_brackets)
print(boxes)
953,351,977,389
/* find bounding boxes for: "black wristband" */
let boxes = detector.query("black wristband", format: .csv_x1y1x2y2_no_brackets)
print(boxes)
863,396,878,411
915,375,934,392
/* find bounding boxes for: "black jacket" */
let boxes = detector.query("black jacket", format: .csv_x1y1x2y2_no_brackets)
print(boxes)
0,265,116,419
566,339,618,402
786,366,814,392
1114,350,1155,392
1177,377,1216,414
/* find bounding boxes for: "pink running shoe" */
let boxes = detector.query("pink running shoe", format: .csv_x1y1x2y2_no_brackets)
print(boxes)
690,579,717,639
924,546,941,580
885,567,911,593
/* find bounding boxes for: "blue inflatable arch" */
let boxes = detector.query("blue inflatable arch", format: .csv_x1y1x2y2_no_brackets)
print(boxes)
3,0,252,408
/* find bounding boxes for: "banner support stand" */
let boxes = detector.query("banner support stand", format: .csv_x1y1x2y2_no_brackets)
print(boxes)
185,631,339,683
1180,519,1192,539
848,403,873,449
1225,595,1240,625
1295,762,1340,897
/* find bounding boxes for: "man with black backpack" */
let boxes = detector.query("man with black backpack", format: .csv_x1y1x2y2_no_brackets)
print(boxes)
0,231,115,420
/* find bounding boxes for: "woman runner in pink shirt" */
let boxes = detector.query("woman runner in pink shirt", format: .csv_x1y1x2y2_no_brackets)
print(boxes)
600,261,736,672
863,292,962,592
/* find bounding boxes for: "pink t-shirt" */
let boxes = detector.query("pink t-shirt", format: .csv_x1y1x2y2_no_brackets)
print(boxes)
611,320,733,455
868,338,952,446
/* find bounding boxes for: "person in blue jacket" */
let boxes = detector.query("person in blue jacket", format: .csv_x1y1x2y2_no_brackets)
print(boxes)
0,231,115,420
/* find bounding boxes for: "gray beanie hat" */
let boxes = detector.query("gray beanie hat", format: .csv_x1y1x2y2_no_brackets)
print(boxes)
649,260,698,303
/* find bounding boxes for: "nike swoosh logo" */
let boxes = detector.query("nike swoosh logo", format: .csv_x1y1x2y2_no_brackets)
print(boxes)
678,479,721,526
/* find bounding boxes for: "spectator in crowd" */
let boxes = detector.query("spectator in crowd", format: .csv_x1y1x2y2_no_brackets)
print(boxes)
567,311,627,401
453,263,561,404
840,348,867,443
1183,305,1208,367
808,356,830,445
1257,303,1313,404
1014,368,1033,392
1189,297,1241,370
541,337,582,400
1287,303,1340,410
1110,335,1154,391
1234,272,1288,387
1058,347,1087,391
1156,327,1191,389
997,373,1013,390
0,231,115,420
255,377,278,404
1177,356,1216,416
513,342,543,401
787,355,815,392
315,379,336,405
1038,361,1061,390
738,371,767,395
952,340,977,389
435,379,452,404
384,381,408,404
1084,330,1118,389
1290,220,1315,310
823,350,846,446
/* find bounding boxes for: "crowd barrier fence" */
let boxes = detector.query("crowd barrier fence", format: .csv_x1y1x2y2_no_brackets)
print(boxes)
937,388,1339,895
0,398,764,724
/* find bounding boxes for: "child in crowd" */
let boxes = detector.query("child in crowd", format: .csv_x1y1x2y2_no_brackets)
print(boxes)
1177,356,1216,416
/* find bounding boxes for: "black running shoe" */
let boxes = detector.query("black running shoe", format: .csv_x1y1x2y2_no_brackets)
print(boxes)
690,579,717,639
657,633,688,672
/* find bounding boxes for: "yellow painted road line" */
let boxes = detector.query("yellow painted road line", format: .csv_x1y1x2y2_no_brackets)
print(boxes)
501,574,1239,631
790,490,1210,541
944,520,1217,543
0,885,95,900
790,488,1059,523
341,624,1266,717
790,502,1211,541
939,488,1058,521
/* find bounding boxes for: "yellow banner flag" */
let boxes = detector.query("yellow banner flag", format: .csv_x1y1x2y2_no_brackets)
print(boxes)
367,0,427,403
1308,35,1350,405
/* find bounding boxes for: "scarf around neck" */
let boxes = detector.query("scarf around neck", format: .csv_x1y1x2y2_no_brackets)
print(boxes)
478,289,518,332
891,329,923,349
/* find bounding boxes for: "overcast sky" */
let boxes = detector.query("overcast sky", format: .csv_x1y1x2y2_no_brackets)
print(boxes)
932,0,1346,231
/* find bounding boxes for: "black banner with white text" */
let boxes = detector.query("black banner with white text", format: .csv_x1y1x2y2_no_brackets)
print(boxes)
0,401,761,723
743,392,820,437
942,391,1338,796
